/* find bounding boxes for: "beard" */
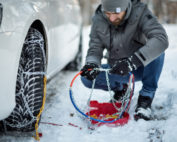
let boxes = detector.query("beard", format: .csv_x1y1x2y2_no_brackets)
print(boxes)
111,18,123,26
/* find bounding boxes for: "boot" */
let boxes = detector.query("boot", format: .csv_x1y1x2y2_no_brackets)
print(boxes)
134,95,153,121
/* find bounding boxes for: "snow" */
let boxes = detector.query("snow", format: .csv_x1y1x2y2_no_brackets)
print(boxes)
0,24,177,142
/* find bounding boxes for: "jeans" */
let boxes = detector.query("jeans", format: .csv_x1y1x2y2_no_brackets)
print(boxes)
81,53,165,99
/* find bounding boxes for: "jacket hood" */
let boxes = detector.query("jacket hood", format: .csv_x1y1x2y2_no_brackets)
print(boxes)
123,1,132,21
131,0,140,4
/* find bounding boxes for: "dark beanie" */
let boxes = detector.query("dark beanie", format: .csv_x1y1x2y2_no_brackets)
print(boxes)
101,0,130,13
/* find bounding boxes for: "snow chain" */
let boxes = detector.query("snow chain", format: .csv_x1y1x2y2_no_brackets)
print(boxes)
70,68,135,123
87,68,133,116
34,76,47,141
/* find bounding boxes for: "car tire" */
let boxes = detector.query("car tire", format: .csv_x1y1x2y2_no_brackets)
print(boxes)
64,31,83,71
0,28,46,132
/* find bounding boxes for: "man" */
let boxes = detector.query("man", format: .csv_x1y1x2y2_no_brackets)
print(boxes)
80,0,168,121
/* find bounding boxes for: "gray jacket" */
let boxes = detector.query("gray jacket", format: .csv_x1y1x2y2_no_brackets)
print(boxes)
86,0,169,67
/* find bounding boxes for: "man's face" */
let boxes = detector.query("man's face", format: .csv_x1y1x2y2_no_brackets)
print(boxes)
104,11,126,26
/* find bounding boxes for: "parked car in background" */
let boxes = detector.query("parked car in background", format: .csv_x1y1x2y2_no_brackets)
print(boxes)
0,0,82,132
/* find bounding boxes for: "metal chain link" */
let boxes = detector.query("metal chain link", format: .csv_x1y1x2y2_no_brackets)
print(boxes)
87,68,134,121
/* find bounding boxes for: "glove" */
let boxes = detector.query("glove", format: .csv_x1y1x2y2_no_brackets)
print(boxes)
110,54,143,76
81,63,100,80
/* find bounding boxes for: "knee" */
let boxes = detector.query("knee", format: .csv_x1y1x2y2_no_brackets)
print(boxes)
80,76,92,88
156,53,165,65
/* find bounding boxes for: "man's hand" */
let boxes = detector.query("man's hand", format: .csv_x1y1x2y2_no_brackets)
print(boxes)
110,55,143,76
81,63,100,80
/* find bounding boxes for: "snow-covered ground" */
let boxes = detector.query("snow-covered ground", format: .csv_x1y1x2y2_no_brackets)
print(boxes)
1,25,177,142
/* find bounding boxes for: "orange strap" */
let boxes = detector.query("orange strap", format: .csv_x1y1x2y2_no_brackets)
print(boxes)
34,76,47,141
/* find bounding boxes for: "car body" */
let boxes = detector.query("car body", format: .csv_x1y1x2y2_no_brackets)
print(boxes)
0,0,82,120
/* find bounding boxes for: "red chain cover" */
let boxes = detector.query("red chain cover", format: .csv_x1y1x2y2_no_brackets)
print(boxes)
86,101,130,127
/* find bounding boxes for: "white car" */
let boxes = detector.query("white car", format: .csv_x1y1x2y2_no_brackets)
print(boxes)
0,0,82,131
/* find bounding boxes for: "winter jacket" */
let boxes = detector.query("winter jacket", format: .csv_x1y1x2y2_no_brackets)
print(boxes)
86,0,169,67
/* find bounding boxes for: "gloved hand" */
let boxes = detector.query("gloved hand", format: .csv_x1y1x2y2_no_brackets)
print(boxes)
110,54,143,76
81,63,100,80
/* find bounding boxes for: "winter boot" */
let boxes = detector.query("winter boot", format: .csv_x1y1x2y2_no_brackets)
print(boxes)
110,84,128,102
134,95,153,121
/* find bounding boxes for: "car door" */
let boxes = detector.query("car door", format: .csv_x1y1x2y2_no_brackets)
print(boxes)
46,0,81,76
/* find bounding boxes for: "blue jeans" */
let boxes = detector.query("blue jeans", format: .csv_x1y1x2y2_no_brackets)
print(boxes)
81,53,165,99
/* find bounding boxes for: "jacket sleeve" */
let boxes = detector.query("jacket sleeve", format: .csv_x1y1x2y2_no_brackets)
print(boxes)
85,17,105,66
134,6,169,66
